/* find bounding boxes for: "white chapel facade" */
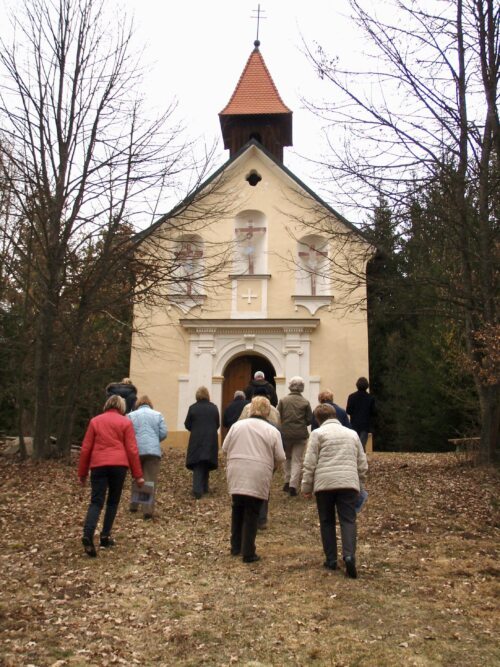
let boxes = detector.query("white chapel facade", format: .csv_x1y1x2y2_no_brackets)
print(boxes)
130,42,372,446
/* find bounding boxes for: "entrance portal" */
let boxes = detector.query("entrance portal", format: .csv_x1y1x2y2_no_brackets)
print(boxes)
221,354,276,438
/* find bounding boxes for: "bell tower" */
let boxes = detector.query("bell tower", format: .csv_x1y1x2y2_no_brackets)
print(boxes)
219,40,293,162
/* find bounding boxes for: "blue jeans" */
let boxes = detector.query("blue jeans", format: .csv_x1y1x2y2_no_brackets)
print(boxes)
83,466,128,539
358,431,369,450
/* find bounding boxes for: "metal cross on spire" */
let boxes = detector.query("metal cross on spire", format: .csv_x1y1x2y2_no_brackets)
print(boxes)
251,4,267,46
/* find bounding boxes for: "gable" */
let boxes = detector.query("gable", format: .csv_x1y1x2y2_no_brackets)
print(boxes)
142,140,372,249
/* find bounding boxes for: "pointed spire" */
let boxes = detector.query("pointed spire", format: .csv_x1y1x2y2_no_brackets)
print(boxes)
220,47,291,117
219,43,292,161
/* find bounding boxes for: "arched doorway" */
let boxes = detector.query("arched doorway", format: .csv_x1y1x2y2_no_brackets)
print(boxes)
221,354,276,439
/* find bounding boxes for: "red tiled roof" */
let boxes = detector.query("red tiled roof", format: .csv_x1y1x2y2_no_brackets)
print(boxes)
220,47,291,116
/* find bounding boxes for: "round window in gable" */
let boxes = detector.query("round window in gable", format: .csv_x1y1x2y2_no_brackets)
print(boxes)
246,170,262,187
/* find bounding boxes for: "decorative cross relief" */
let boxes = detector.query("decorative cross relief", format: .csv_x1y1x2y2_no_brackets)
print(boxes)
175,242,203,296
241,288,259,305
236,221,266,274
298,243,328,296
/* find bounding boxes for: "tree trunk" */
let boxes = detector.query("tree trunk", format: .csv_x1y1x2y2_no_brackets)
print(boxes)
16,376,28,460
33,294,57,459
56,355,84,459
478,384,500,465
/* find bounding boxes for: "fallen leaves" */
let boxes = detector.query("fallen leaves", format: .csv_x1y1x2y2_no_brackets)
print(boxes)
0,449,498,666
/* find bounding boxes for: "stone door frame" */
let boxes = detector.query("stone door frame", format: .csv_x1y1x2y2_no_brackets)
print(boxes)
177,318,320,428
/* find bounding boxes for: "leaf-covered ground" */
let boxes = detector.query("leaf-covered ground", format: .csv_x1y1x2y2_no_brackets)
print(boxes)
0,449,498,667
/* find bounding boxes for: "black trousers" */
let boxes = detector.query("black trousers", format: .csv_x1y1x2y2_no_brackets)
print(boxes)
83,465,128,539
258,499,268,525
230,494,264,558
192,462,210,496
315,489,358,563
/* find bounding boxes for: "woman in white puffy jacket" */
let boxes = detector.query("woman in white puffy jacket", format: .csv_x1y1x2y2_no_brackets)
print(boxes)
302,403,368,578
128,396,168,519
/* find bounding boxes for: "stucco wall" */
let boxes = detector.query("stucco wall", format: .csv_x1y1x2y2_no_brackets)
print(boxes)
130,145,372,443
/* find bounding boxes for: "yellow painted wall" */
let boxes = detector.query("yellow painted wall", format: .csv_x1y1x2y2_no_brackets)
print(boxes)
130,145,372,442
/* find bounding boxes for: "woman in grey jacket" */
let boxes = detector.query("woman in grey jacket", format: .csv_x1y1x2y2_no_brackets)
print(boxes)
128,396,168,519
302,403,368,578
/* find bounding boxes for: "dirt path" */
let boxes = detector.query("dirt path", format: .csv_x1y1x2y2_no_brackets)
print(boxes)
0,450,498,666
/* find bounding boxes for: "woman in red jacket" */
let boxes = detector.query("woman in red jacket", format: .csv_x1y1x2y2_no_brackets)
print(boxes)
78,395,144,557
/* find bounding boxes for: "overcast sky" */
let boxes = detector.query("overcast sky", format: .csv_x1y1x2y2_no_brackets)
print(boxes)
0,0,369,221
115,0,366,216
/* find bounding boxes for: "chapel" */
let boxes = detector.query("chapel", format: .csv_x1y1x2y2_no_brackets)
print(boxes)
130,40,372,445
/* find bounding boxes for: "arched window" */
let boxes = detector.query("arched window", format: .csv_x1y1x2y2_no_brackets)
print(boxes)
172,234,204,296
296,235,329,296
234,210,267,275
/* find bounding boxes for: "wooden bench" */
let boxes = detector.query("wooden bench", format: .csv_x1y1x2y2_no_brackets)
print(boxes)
448,437,480,464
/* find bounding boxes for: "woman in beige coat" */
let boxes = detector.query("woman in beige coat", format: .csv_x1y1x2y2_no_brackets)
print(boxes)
302,403,368,578
222,396,286,563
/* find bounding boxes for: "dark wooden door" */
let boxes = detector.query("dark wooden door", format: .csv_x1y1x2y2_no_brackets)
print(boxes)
221,357,252,440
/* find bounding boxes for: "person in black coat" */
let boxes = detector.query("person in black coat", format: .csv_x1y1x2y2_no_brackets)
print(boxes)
106,378,138,414
223,391,249,429
346,377,376,450
244,371,278,407
311,390,352,430
184,386,220,499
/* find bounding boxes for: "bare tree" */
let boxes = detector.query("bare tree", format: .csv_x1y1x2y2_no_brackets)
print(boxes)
301,0,499,462
0,0,234,458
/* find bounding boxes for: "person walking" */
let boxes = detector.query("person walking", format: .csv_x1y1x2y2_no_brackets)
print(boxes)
346,377,376,450
222,396,286,563
277,376,313,496
128,395,167,519
78,395,144,557
223,390,249,430
238,384,281,427
244,370,278,407
301,403,368,578
184,386,220,499
238,384,283,529
106,377,138,414
311,389,352,430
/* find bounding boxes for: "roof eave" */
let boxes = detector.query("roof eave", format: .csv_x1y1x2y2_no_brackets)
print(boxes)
135,139,371,244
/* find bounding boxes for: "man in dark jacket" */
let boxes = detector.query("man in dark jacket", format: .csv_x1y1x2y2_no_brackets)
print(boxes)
311,390,352,430
346,377,376,450
106,378,138,414
223,391,249,429
245,371,278,407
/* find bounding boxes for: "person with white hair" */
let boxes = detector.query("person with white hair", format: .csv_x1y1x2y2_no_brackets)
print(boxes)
277,376,313,496
223,390,250,430
244,370,278,407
